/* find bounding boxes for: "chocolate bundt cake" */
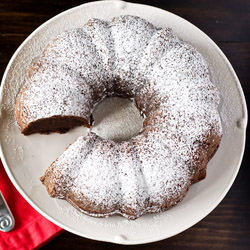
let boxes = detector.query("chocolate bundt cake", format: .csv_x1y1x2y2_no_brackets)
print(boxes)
15,15,222,219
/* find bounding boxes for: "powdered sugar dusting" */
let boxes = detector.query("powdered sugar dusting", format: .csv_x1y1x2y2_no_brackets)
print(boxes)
110,15,157,92
17,15,222,219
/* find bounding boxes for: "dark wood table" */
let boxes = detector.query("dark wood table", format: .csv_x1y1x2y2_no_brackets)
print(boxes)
1,0,249,249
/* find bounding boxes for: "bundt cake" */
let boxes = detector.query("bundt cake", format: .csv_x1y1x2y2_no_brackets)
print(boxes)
15,15,222,219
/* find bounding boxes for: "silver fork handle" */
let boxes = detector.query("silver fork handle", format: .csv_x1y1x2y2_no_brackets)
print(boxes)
0,191,15,232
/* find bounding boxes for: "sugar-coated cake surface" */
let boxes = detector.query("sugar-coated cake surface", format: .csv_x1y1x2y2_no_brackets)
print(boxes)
16,15,222,219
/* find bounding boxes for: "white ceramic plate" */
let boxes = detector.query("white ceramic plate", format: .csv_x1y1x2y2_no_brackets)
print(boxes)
0,0,247,245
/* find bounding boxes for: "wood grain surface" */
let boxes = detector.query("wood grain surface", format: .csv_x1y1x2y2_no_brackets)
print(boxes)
0,0,249,249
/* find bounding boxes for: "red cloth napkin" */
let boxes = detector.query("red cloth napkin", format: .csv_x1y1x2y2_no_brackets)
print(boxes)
0,160,64,250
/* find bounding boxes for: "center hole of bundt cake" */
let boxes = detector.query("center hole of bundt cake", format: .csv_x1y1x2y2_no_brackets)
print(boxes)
91,97,144,142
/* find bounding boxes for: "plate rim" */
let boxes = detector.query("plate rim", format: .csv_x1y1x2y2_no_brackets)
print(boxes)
0,0,248,245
